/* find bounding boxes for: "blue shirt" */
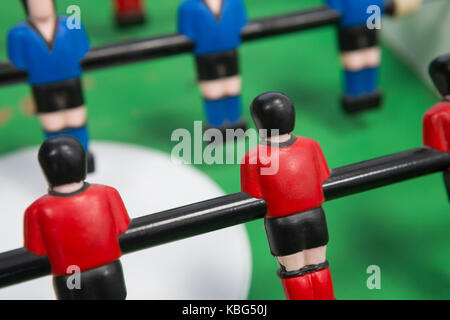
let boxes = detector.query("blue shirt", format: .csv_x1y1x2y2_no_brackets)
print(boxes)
7,17,90,85
326,0,386,28
177,0,247,55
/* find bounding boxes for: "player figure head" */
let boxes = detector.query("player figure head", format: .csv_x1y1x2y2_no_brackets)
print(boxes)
429,54,450,100
38,136,87,188
250,92,296,139
21,0,56,20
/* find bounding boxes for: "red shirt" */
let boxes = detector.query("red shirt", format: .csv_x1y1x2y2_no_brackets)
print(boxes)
240,136,330,218
24,184,130,275
115,0,143,14
423,101,450,153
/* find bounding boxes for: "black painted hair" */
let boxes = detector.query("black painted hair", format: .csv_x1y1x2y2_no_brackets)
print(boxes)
250,92,296,137
38,136,87,187
429,54,450,97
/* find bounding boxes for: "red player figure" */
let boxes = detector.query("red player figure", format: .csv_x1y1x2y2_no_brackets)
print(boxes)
424,54,450,199
240,92,334,300
24,136,130,300
113,0,146,28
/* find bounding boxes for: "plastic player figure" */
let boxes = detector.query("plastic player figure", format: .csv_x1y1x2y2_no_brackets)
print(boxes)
424,54,450,199
241,92,334,300
23,136,130,300
178,0,248,134
326,0,421,113
113,0,146,28
8,0,95,172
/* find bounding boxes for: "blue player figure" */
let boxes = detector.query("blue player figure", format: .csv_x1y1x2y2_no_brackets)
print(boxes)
178,0,248,136
8,0,94,171
326,0,421,113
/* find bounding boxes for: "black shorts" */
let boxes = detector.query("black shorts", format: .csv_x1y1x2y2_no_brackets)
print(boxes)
53,260,127,300
195,50,239,81
338,26,378,52
264,207,329,257
32,78,85,114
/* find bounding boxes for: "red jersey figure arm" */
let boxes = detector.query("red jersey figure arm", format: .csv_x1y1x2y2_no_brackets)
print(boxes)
23,204,46,256
423,103,450,153
107,187,131,235
312,140,331,183
240,150,263,198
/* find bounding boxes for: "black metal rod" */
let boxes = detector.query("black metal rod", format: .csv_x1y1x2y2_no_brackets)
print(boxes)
323,147,450,200
0,6,341,87
0,248,50,288
120,192,267,254
82,33,194,71
241,6,341,41
0,146,448,289
0,62,27,87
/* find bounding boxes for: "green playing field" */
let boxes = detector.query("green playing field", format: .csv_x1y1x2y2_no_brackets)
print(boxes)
0,0,448,299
